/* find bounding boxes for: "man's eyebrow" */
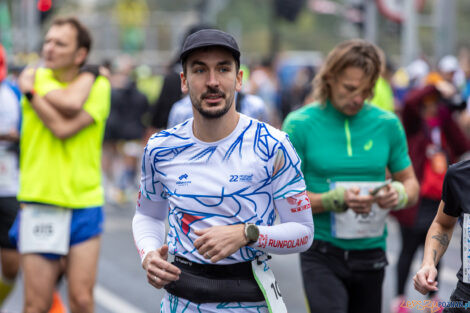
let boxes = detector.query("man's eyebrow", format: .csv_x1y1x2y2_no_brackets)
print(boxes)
343,83,357,90
217,60,233,66
190,60,207,67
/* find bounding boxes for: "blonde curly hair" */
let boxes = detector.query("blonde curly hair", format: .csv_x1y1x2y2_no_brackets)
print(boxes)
312,39,382,104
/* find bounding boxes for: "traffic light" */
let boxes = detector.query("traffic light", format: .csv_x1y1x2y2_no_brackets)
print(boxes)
37,0,52,12
274,0,306,22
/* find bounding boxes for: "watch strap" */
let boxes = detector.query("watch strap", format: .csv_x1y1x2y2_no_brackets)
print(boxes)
24,89,35,101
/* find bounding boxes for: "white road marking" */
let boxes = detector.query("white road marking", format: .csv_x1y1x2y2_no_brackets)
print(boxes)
95,284,147,313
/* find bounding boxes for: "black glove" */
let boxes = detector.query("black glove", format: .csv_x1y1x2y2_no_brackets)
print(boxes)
79,64,100,78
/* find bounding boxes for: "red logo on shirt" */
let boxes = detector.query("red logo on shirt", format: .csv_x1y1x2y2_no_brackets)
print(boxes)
268,236,309,248
289,191,311,213
258,234,268,249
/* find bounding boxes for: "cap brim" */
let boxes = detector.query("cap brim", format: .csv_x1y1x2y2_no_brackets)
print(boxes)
180,44,240,63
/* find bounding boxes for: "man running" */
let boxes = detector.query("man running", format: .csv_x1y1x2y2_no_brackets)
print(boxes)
414,159,470,312
283,39,419,313
132,29,314,313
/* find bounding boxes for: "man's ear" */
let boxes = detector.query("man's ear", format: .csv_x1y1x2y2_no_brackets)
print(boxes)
180,72,188,94
74,47,88,67
235,69,243,92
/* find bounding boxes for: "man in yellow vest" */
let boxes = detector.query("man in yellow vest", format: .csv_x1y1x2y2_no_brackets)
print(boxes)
14,16,110,313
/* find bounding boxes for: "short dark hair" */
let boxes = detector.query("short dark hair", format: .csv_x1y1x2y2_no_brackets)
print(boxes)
51,16,92,53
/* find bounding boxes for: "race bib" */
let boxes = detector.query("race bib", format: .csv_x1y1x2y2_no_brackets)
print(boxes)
19,204,72,255
252,255,287,313
463,214,470,283
0,149,16,188
331,181,390,239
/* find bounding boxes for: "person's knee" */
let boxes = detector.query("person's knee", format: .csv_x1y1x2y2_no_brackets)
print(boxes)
24,297,52,313
69,289,93,313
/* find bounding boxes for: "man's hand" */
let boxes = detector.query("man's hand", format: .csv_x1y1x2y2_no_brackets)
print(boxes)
413,264,439,295
99,66,111,79
142,245,181,289
435,80,457,99
344,187,374,214
194,224,247,263
18,66,36,94
373,184,399,209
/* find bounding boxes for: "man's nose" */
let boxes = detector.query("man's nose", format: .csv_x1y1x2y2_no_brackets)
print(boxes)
352,94,363,105
206,70,219,87
43,42,53,53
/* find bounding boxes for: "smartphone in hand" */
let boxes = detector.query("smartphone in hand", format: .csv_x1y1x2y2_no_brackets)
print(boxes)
369,179,392,196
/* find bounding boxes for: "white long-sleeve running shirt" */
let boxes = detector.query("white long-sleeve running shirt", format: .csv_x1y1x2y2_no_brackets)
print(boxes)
132,114,314,264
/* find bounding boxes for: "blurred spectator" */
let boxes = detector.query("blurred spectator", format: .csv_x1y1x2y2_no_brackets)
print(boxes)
249,56,281,127
278,64,315,121
426,55,463,110
457,47,470,137
370,50,395,112
392,59,430,114
167,92,269,128
103,55,149,204
0,43,21,309
148,24,212,133
135,64,163,105
114,0,149,53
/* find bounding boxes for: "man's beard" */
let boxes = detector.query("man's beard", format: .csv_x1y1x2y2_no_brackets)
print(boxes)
190,87,235,119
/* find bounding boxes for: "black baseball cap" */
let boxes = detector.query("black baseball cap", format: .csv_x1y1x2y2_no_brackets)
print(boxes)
179,29,240,66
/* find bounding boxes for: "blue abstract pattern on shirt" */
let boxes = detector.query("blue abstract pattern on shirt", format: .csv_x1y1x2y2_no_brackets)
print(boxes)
140,114,305,265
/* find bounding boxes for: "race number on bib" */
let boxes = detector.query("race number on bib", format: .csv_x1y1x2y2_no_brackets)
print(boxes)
0,149,16,188
463,214,470,283
252,255,287,313
331,181,390,239
19,204,72,255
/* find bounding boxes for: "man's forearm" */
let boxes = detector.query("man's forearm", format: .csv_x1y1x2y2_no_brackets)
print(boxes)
422,222,453,267
307,191,327,213
29,94,93,139
0,131,19,142
45,72,95,117
403,177,420,207
30,94,64,131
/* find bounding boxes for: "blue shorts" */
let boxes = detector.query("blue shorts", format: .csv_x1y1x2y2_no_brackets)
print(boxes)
8,204,104,260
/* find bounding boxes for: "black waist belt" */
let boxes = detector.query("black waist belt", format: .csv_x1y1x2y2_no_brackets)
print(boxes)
309,240,388,270
164,256,265,303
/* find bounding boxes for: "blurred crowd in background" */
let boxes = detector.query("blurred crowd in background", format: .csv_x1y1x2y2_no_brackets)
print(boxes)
4,28,470,207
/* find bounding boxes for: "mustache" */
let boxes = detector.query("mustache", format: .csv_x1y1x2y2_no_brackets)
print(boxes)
201,87,225,99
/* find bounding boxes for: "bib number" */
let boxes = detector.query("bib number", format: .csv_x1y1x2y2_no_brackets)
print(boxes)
0,149,16,188
331,181,390,239
252,255,287,313
19,204,72,255
463,214,470,283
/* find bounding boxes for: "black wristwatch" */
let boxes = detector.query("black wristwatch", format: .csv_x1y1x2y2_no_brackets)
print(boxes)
24,90,35,101
244,223,259,245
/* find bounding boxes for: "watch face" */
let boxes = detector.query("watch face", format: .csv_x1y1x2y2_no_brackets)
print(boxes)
246,224,259,242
